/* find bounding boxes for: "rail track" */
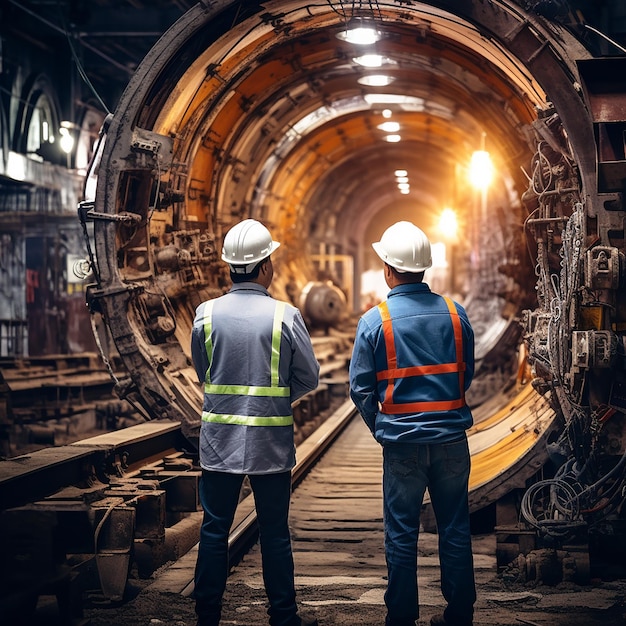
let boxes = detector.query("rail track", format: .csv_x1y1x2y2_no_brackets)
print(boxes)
146,402,386,626
0,324,596,625
223,398,357,572
5,384,626,625
0,368,354,624
84,400,626,626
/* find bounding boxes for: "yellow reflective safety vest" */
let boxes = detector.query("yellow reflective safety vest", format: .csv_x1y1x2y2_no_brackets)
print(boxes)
191,283,319,473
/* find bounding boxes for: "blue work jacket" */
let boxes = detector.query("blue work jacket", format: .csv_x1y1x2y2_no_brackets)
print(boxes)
191,282,320,474
349,282,474,444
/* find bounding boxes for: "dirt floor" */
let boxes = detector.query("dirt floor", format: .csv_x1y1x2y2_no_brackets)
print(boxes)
80,577,626,626
23,415,626,626
25,531,626,626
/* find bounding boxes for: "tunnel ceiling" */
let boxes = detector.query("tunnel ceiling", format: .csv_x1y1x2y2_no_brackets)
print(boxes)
201,3,539,260
185,8,543,254
97,0,594,281
87,0,604,442
62,0,626,543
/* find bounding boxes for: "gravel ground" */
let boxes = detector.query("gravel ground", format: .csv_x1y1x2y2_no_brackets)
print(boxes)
47,533,624,626
78,571,626,626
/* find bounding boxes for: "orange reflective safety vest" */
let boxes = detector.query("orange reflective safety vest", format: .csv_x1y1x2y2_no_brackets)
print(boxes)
376,296,467,414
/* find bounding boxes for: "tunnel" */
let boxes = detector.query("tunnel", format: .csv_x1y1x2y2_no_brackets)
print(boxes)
81,0,626,552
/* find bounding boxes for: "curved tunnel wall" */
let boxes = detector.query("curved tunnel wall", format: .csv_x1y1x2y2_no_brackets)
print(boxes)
85,0,626,525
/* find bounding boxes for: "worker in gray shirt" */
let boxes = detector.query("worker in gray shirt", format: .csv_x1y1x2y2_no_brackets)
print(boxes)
191,219,320,626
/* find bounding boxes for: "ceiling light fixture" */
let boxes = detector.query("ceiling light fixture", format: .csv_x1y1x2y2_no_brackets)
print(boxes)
377,121,400,132
364,94,424,107
384,134,401,143
358,74,395,87
353,54,388,68
469,149,493,190
336,21,381,45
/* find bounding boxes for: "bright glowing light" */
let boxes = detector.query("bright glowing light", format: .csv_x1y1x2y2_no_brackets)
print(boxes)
364,94,422,106
337,25,381,45
382,109,392,118
353,54,387,67
399,188,410,194
396,176,409,184
383,134,401,143
398,183,410,190
358,74,395,87
377,121,400,132
394,169,408,177
59,127,75,154
431,242,447,268
7,152,27,181
438,208,458,239
469,150,493,189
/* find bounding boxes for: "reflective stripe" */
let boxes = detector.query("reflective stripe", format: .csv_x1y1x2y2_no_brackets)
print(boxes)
377,296,466,415
379,303,396,407
202,300,214,384
382,397,466,413
376,361,466,380
202,411,293,426
444,295,466,396
204,383,290,397
200,299,291,424
272,301,286,387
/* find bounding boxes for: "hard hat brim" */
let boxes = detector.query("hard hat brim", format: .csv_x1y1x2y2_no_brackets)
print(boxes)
372,241,432,273
223,240,280,272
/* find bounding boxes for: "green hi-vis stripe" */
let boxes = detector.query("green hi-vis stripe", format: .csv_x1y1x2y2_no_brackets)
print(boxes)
202,412,294,426
272,301,286,386
201,299,288,391
204,383,290,396
203,300,214,383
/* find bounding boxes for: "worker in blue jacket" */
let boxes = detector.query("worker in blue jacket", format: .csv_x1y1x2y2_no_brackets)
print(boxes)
349,221,476,626
191,219,320,626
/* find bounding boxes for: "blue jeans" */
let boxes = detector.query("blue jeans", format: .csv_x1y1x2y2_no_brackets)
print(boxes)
382,436,476,626
194,470,299,626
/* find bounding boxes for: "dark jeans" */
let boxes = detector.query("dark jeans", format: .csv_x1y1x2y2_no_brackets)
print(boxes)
382,436,476,626
194,469,299,626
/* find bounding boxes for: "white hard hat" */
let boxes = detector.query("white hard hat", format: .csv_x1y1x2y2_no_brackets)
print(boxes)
372,221,432,273
221,219,280,273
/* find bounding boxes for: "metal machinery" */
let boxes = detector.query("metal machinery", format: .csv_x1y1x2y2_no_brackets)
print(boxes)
72,0,626,578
